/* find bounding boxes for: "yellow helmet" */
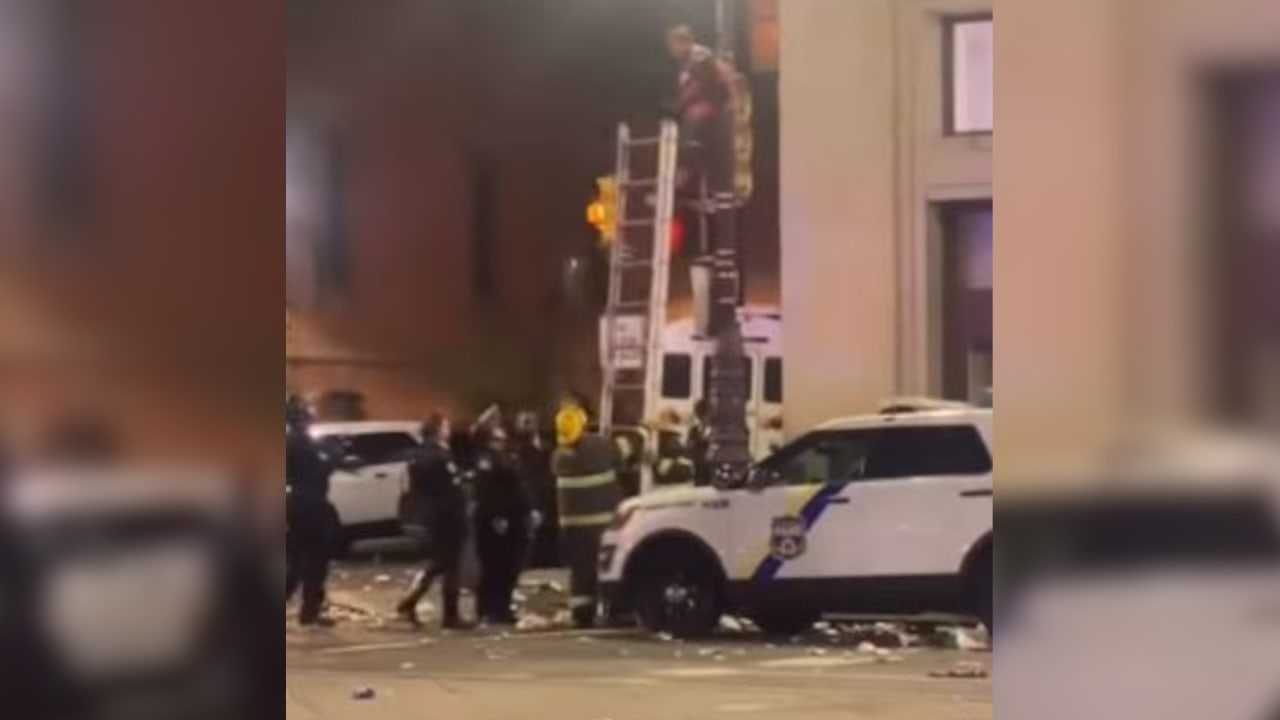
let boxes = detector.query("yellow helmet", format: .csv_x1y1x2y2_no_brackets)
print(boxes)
555,405,588,447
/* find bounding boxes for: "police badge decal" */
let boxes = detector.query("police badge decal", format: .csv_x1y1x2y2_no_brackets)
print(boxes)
770,515,807,561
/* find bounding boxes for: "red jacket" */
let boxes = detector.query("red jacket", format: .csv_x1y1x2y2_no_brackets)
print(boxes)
675,45,732,124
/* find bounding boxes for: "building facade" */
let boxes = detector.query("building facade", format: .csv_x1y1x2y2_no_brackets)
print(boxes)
778,0,993,435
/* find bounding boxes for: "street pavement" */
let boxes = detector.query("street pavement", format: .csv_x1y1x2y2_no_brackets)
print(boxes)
287,549,992,719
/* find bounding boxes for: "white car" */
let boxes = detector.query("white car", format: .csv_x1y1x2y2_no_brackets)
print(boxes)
598,400,993,637
308,421,422,550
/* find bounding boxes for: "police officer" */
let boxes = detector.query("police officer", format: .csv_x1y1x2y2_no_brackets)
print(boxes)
514,411,556,567
285,395,345,627
473,425,533,625
551,399,623,628
395,413,472,630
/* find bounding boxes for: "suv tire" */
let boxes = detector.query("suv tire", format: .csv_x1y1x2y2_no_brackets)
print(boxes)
634,553,721,638
970,549,993,635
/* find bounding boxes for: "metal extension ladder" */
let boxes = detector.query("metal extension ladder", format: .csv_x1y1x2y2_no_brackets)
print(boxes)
598,119,680,443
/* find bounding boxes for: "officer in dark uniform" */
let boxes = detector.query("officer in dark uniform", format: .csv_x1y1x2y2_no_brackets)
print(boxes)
395,413,472,629
473,426,532,625
284,396,345,626
551,400,623,628
514,411,556,567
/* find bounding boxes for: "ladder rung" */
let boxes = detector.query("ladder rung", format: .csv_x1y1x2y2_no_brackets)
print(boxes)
626,137,661,147
610,383,647,391
620,179,658,188
619,259,653,268
619,219,653,227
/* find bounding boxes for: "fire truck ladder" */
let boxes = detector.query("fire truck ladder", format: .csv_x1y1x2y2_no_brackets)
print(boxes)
598,119,681,441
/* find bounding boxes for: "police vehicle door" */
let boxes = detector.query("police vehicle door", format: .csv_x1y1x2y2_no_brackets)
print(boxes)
726,430,877,585
842,423,993,577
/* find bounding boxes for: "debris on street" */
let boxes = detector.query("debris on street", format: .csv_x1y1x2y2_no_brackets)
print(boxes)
929,661,989,679
515,613,552,632
352,687,376,701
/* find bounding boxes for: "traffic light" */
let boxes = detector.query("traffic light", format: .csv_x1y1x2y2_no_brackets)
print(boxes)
586,175,618,245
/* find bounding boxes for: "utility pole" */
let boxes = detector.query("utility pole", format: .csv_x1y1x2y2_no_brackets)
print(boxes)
715,0,735,64
704,0,753,486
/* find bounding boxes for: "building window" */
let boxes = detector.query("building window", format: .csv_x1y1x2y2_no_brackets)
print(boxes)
1207,70,1280,424
939,201,993,405
472,155,496,299
764,357,783,403
943,15,993,135
315,127,351,300
662,353,693,399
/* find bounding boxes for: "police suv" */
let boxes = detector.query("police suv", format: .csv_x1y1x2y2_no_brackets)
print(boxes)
598,399,993,637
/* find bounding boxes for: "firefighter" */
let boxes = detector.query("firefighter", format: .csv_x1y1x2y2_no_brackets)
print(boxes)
473,425,533,625
284,395,345,626
686,398,713,485
551,399,623,628
654,422,697,487
395,413,473,630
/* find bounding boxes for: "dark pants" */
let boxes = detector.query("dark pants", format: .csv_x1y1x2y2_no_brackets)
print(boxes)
560,523,606,627
476,525,526,623
285,496,338,623
399,525,464,624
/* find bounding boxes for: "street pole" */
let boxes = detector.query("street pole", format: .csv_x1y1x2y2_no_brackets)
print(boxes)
705,0,752,486
715,0,735,63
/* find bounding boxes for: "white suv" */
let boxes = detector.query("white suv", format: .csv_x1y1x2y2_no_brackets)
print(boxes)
598,401,993,637
308,421,422,550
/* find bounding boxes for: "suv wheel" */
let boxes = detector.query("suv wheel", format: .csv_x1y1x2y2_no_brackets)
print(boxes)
635,556,721,638
970,549,993,635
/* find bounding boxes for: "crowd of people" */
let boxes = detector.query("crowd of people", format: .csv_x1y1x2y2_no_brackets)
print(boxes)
285,394,630,631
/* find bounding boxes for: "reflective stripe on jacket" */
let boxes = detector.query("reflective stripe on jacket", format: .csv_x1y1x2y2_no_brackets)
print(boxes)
552,434,622,528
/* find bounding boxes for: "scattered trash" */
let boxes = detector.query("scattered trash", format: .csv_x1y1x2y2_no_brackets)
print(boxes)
400,662,416,671
813,621,832,632
361,585,373,592
551,610,573,627
513,591,528,603
857,641,877,654
808,647,828,656
719,616,746,633
697,647,721,657
929,661,988,679
374,574,392,584
352,687,376,701
516,613,552,632
548,581,565,593
656,632,675,642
